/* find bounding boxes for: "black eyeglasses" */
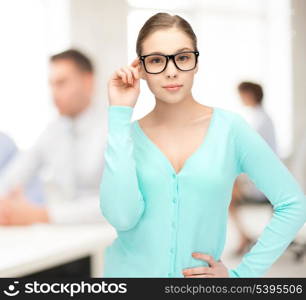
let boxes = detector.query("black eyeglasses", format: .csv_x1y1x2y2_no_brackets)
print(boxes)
139,50,199,74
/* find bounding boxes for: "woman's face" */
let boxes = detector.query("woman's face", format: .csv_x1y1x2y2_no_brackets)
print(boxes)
139,27,198,104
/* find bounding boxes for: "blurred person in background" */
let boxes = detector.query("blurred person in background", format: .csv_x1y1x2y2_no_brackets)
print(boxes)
0,133,45,225
0,49,106,226
229,81,278,256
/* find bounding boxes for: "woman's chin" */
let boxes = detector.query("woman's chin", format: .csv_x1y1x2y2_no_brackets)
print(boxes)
156,93,186,105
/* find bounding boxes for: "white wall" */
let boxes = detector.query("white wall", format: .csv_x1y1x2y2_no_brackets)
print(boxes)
0,0,70,149
69,0,129,112
289,0,306,190
291,0,306,149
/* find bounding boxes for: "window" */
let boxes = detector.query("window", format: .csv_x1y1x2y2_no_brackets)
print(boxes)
0,0,70,150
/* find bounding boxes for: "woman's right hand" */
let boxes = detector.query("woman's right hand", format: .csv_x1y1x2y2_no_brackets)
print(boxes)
108,58,141,107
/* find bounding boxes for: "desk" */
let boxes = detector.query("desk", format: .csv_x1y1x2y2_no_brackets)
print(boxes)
0,222,117,277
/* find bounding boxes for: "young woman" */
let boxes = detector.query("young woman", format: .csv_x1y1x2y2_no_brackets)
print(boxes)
100,13,306,278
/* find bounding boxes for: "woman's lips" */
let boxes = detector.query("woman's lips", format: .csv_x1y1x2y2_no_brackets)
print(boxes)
163,84,183,92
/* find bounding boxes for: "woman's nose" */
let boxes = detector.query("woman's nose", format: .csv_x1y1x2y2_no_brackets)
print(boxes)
164,59,178,78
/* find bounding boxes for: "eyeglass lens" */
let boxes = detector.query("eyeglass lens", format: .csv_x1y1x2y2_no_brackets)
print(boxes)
144,52,197,73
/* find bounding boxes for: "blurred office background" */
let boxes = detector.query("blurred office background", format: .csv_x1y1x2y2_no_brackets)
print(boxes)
0,0,306,277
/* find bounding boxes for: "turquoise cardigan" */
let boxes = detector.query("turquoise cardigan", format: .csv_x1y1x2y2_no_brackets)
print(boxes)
100,105,306,277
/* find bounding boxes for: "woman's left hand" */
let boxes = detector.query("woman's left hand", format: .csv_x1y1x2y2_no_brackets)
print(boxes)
182,252,229,278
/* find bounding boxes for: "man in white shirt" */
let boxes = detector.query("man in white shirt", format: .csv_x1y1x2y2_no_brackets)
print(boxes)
230,81,278,255
0,49,106,225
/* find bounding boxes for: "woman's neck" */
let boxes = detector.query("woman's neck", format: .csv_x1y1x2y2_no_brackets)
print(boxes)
150,94,210,127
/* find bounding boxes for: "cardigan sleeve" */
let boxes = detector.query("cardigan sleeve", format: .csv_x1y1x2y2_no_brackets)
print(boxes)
99,105,145,231
228,114,306,278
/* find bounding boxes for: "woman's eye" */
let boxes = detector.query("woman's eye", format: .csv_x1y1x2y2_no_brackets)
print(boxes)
150,58,162,64
177,55,190,61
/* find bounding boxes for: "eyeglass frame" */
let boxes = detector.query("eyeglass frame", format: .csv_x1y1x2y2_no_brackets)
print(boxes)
139,50,200,74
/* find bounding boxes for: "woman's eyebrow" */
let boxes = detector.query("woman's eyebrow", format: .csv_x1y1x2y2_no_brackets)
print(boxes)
175,47,193,52
145,47,193,56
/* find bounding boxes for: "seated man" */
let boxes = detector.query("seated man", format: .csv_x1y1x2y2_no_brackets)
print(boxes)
0,49,107,226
